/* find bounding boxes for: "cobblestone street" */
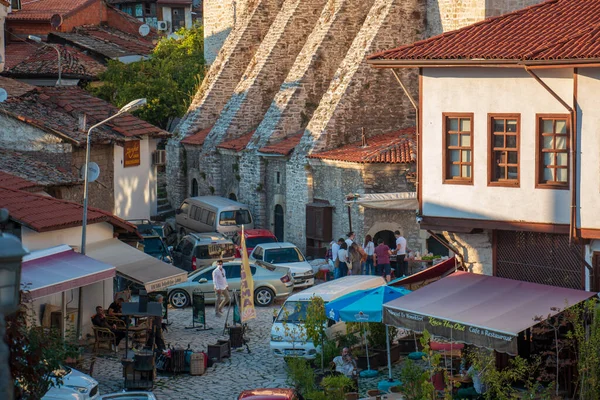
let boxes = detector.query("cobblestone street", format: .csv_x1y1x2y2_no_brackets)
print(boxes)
93,301,290,400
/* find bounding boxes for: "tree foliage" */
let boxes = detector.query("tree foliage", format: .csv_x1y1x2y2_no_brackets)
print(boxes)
89,25,206,129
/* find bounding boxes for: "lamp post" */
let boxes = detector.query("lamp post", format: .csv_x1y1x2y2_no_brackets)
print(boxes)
0,208,28,400
27,35,62,86
76,98,146,340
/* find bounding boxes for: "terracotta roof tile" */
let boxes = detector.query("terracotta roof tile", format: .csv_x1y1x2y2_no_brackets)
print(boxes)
258,133,304,156
5,43,106,79
308,127,416,164
0,148,81,187
217,131,255,152
368,0,600,63
0,186,136,233
0,171,41,191
181,127,213,146
0,77,36,98
4,42,40,70
7,0,96,22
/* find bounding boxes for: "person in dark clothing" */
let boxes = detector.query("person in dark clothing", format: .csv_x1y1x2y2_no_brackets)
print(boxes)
92,306,125,347
108,298,123,315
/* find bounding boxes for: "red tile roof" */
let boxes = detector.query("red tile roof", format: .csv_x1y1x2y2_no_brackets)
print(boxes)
181,127,213,146
217,131,255,152
308,127,416,164
8,0,96,22
0,77,36,98
258,133,304,156
0,148,81,188
368,0,600,64
0,172,41,191
0,186,136,233
5,42,106,79
4,42,40,70
157,0,192,4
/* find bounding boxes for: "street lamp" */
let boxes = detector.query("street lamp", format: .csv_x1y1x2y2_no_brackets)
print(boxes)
80,98,147,255
27,35,62,86
0,208,28,400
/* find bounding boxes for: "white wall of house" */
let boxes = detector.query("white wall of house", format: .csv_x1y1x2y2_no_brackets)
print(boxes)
0,3,8,72
161,5,192,32
113,138,158,220
421,67,575,225
21,223,114,251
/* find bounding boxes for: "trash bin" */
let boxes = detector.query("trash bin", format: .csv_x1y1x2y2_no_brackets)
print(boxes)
229,325,244,348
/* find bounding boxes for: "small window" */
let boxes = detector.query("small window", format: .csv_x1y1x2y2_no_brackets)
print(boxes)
443,113,473,184
224,264,241,279
207,212,216,226
219,210,252,226
536,115,569,188
193,270,213,282
200,208,210,224
190,206,200,221
253,247,263,260
489,114,520,186
276,171,281,184
182,240,194,256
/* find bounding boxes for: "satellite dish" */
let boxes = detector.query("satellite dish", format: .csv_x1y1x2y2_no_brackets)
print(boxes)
138,24,150,37
80,162,100,183
50,14,63,29
0,89,7,103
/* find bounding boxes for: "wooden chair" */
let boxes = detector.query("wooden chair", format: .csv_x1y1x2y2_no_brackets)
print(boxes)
106,316,126,330
92,326,116,353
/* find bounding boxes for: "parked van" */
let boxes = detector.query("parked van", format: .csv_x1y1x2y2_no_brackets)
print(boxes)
172,232,236,272
270,275,386,358
176,196,254,237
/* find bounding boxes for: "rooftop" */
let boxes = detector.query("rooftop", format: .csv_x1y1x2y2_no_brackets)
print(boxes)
367,0,600,65
0,148,81,188
181,127,213,146
258,133,304,156
308,127,416,164
0,186,136,233
7,0,96,22
217,131,255,152
0,76,36,98
0,171,41,191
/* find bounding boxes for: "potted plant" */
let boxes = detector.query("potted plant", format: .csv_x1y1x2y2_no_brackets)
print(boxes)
368,322,401,365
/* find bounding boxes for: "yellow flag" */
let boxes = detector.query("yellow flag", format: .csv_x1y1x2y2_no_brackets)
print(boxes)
240,225,256,322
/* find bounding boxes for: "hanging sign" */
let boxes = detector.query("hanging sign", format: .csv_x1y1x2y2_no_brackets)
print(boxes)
124,140,141,167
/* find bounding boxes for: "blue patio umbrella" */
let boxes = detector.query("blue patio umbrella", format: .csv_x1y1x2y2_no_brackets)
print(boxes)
325,286,411,379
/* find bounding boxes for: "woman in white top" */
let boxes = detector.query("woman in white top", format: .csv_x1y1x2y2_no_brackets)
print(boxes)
362,234,375,275
336,242,349,278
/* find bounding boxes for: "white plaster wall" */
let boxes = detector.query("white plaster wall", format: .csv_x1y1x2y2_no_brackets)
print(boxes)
0,5,7,72
421,67,573,224
574,68,600,230
113,138,158,220
21,223,114,252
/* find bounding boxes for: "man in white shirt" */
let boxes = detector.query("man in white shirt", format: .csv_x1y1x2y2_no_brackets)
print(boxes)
332,347,357,378
330,239,341,263
345,231,356,248
394,230,408,277
212,259,230,317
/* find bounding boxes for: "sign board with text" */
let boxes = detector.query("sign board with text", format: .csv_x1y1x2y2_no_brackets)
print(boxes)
124,140,141,167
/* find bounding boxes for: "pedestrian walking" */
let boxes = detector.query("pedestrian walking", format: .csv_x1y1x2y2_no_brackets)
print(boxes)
336,242,349,278
212,259,230,316
349,243,362,276
362,235,375,275
374,238,392,282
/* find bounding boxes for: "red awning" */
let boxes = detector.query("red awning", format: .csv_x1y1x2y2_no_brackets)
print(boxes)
384,271,596,354
21,245,115,299
389,257,456,287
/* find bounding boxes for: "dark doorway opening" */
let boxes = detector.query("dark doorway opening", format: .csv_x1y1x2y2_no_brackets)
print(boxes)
228,193,237,201
374,230,395,249
274,204,284,241
191,179,198,197
592,252,600,292
427,235,449,257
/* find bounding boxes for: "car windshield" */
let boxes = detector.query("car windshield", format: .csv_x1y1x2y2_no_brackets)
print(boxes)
219,210,252,226
194,243,235,259
276,301,308,323
246,237,277,248
265,248,305,263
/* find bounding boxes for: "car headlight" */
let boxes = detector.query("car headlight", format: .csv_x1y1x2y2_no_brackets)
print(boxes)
292,272,296,276
66,385,89,394
271,334,284,342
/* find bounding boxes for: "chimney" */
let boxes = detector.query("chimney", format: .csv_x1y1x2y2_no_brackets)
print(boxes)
139,290,148,313
78,114,87,132
361,127,368,147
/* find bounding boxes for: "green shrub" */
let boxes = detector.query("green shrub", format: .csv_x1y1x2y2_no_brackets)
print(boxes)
316,339,338,370
285,357,316,395
321,374,354,400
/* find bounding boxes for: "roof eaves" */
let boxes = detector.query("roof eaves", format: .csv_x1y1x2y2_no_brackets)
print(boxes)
1,108,82,146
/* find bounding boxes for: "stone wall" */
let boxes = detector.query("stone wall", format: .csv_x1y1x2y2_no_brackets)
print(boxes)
166,140,187,208
442,230,493,275
203,0,236,65
263,158,287,232
71,145,115,213
219,153,241,199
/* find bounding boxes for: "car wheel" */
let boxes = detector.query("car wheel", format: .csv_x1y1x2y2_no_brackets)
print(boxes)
169,290,190,308
254,287,275,307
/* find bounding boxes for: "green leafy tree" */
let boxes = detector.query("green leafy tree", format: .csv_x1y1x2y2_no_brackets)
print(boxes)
90,25,206,129
305,296,328,370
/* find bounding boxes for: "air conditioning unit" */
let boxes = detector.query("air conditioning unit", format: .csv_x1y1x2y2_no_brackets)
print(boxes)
152,150,166,166
157,21,168,31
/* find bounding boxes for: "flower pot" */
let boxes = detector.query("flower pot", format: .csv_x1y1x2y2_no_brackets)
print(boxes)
356,353,379,370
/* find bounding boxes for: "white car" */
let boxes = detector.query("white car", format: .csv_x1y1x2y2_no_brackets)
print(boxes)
99,391,157,399
42,366,99,399
249,242,314,288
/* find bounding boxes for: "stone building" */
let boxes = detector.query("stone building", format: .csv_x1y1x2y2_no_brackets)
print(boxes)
167,0,544,254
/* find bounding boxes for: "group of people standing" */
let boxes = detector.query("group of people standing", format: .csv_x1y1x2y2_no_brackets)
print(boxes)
328,230,409,282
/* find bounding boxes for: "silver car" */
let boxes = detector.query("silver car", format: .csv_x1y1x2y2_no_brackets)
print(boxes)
167,261,294,308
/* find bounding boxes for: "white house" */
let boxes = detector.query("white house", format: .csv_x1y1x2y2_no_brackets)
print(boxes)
367,0,600,291
0,0,9,72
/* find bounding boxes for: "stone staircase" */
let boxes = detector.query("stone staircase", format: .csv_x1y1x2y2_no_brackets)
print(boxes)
153,170,176,221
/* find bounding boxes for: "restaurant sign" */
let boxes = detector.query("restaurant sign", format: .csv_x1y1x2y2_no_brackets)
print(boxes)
383,307,518,354
124,140,141,167
145,272,187,292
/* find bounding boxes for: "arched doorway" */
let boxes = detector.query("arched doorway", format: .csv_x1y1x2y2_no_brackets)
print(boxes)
274,204,284,241
191,179,198,197
374,230,395,249
228,193,237,201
